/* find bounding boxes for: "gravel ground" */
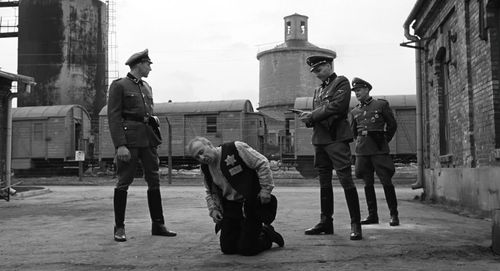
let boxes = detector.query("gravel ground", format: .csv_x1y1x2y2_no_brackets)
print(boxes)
1,184,499,271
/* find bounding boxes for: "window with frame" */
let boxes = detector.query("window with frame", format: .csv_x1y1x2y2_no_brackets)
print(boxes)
206,116,217,133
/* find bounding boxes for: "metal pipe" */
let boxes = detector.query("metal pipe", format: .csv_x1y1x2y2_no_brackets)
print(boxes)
403,0,424,42
412,41,424,190
402,0,425,190
6,92,17,196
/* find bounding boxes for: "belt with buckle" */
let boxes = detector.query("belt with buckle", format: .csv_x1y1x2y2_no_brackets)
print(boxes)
123,115,149,123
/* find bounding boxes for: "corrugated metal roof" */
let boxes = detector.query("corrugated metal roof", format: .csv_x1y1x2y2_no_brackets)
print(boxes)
294,95,416,109
99,99,254,116
12,105,86,119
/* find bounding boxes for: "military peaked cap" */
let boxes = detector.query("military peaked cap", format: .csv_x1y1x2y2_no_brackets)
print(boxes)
125,49,152,66
351,77,372,91
306,55,334,72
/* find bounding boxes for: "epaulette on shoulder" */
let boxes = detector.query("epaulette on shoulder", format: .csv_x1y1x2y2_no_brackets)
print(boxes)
375,98,390,106
336,75,349,83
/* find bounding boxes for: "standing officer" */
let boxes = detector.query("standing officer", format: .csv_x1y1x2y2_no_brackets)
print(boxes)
350,77,399,226
298,55,362,240
108,49,177,242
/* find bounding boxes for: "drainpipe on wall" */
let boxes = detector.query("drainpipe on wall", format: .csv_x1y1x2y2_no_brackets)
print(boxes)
402,0,425,190
412,44,424,190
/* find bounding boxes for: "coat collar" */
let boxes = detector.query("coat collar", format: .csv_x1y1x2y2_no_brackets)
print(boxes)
126,72,143,85
361,96,374,106
321,72,337,88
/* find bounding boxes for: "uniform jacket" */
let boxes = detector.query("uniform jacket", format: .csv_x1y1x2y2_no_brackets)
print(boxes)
350,97,397,155
201,142,274,215
309,73,354,144
107,73,161,148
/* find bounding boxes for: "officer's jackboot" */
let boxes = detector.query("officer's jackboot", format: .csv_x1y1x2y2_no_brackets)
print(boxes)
383,184,399,226
305,187,334,235
344,187,362,240
361,185,379,224
113,189,127,242
147,189,177,237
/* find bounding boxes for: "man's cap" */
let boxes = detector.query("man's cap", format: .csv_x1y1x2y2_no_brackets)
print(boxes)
306,55,334,72
125,49,152,66
351,77,372,91
256,194,278,225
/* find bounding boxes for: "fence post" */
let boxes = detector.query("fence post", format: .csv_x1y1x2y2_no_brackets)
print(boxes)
493,209,500,255
165,116,172,185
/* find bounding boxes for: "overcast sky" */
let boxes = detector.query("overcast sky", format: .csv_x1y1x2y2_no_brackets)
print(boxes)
0,0,417,109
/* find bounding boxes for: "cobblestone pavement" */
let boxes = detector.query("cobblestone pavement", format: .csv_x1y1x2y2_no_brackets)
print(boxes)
1,184,499,271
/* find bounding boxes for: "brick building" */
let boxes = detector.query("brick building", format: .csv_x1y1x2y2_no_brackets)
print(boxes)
403,0,500,214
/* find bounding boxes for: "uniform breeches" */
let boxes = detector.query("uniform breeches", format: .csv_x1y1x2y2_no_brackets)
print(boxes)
355,154,395,186
314,142,355,190
115,147,160,191
219,199,272,256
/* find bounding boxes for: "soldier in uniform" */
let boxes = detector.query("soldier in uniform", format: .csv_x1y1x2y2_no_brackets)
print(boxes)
350,77,400,226
298,55,362,240
108,49,177,242
186,137,284,256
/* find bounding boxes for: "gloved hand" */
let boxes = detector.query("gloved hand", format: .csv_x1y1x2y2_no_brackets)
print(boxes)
209,209,223,224
116,145,131,162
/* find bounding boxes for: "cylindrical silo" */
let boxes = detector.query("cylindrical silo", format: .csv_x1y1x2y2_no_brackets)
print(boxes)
17,0,108,128
256,13,336,111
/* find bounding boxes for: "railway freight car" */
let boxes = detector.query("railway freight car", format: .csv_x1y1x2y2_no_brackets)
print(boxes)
11,105,92,175
98,99,266,168
286,95,416,178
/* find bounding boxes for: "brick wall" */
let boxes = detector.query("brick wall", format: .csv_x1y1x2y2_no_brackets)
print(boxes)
415,0,500,168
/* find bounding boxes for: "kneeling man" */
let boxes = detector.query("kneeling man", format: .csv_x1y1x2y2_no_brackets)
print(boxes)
186,137,284,256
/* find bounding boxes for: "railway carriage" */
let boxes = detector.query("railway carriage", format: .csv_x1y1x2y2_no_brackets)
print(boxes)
11,105,92,175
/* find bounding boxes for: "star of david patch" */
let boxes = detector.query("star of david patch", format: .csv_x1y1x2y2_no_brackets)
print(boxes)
225,155,237,166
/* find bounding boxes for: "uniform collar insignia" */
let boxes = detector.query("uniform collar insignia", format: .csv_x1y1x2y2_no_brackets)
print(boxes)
224,155,237,166
126,73,143,85
362,97,374,106
321,72,337,88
